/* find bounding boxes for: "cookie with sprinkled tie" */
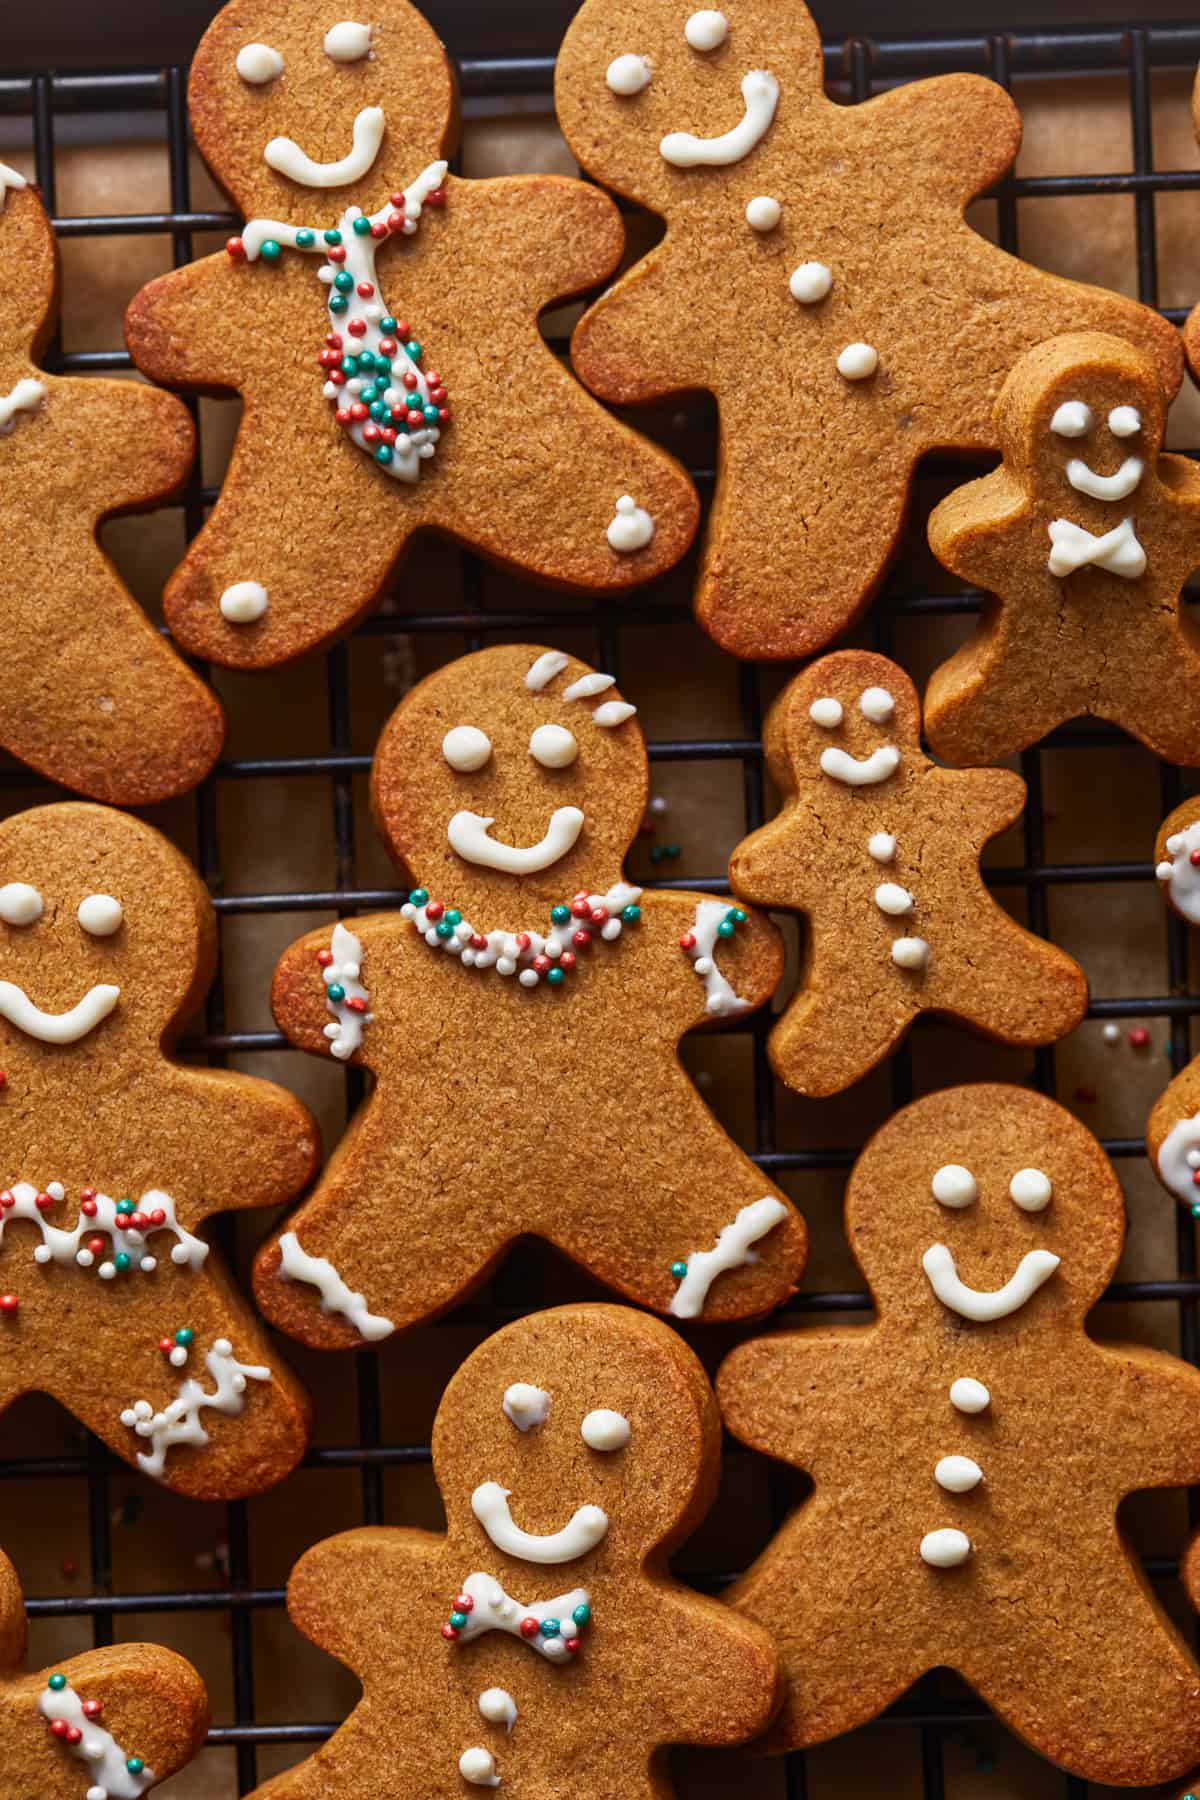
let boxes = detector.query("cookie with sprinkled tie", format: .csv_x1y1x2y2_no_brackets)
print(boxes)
123,0,698,670
554,0,1180,661
255,643,805,1344
0,801,318,1499
0,1546,209,1799
0,172,223,801
718,1084,1200,1784
728,650,1087,1096
240,1303,781,1800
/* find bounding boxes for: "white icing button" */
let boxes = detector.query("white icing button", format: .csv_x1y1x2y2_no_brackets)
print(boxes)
859,686,895,723
324,20,373,60
459,1746,499,1787
949,1376,990,1414
1050,400,1092,438
0,883,42,926
606,53,652,94
891,937,929,970
931,1165,977,1209
478,1688,517,1730
580,1408,631,1451
442,726,492,773
219,580,268,624
789,261,832,304
868,832,896,863
1009,1167,1052,1212
837,342,878,381
745,195,781,231
529,724,578,770
606,494,654,552
502,1383,550,1430
1108,404,1141,437
920,1528,971,1568
808,696,843,728
874,882,914,917
935,1455,983,1493
77,894,123,937
235,42,284,83
684,9,729,50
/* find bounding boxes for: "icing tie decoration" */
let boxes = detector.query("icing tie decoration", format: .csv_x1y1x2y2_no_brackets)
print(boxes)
278,1229,395,1340
0,1181,207,1279
1046,515,1146,580
40,1671,152,1799
443,1572,592,1659
471,1481,610,1563
400,884,642,991
228,162,451,485
318,922,371,1061
679,902,751,1016
120,1338,271,1480
669,1196,790,1318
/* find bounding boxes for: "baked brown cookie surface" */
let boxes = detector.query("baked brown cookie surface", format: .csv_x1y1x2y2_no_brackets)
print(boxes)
717,1084,1200,1783
0,1547,209,1799
729,650,1088,1095
243,1304,780,1800
124,0,698,672
926,331,1200,765
255,644,805,1344
554,0,1181,661
0,181,223,801
0,802,318,1498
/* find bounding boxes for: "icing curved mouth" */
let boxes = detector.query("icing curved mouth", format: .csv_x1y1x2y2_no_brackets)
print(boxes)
448,808,584,875
922,1242,1060,1322
0,980,119,1045
472,1481,609,1564
264,104,386,189
819,745,901,787
660,70,779,168
1066,455,1144,501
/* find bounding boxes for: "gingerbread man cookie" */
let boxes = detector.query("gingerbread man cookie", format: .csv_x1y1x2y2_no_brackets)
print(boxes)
0,179,223,801
728,651,1088,1096
554,0,1181,661
1154,795,1200,927
717,1084,1200,1783
0,1547,208,1800
926,332,1200,765
242,1303,780,1799
254,643,805,1343
0,801,317,1498
124,0,698,670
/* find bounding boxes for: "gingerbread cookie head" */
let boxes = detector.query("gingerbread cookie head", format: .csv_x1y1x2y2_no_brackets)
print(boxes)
371,645,648,918
849,1083,1124,1327
433,1303,717,1570
188,0,455,221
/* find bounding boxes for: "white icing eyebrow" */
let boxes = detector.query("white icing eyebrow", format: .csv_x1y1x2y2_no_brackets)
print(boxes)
525,651,568,692
236,43,284,83
563,673,615,702
592,700,637,728
1050,400,1092,438
324,20,373,61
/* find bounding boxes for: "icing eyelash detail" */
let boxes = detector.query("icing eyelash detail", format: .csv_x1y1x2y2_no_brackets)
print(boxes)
521,655,637,726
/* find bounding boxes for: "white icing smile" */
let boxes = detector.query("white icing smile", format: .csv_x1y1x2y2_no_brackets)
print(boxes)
448,807,584,874
1065,455,1143,501
922,1242,1059,1322
0,979,119,1044
471,1481,609,1563
264,104,385,188
819,744,901,786
660,69,779,167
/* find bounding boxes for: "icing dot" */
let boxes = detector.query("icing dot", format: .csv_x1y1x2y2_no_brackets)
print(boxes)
920,1527,971,1568
219,580,268,624
78,893,123,937
324,20,373,61
478,1688,517,1730
1009,1167,1052,1212
949,1377,990,1413
1109,405,1141,437
529,724,578,770
1157,860,1176,881
860,686,895,723
891,937,929,970
1188,1149,1200,1172
606,53,652,95
1102,1022,1121,1042
580,1408,631,1451
931,1165,977,1209
837,342,878,381
0,883,42,926
874,882,914,918
808,696,843,728
1050,400,1092,438
442,726,492,773
789,261,832,304
502,1382,551,1430
235,42,284,83
459,1747,499,1787
745,195,781,231
935,1455,983,1493
684,9,729,50
606,495,655,552
868,832,896,863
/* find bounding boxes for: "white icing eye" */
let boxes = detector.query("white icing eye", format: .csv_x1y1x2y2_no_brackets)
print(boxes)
685,9,729,50
529,724,579,770
1108,405,1141,438
859,686,895,723
324,20,373,61
235,42,284,83
78,894,123,937
1010,1167,1052,1212
931,1165,977,1209
502,1383,550,1430
0,883,42,926
1050,400,1092,438
580,1409,631,1451
606,53,652,95
809,696,843,728
442,726,492,773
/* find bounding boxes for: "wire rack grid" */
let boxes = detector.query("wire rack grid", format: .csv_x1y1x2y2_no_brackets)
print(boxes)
2,13,1200,1800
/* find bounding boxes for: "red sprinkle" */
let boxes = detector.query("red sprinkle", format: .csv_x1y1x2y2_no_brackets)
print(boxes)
1129,1027,1151,1048
560,952,577,971
387,211,407,234
453,1593,474,1613
128,1212,148,1231
1191,849,1200,866
0,1294,17,1316
425,900,445,921
679,932,697,950
440,1623,459,1641
327,244,347,263
82,1699,102,1719
532,955,551,975
65,1726,82,1745
470,934,487,951
35,1192,54,1213
350,402,369,422
395,320,411,338
570,899,590,920
347,319,367,339
519,1617,539,1639
426,187,447,208
362,424,381,444
515,932,532,952
80,1198,98,1218
80,1186,97,1202
149,1208,166,1227
0,1191,13,1211
572,930,592,950
325,332,343,350
356,281,375,298
317,949,334,966
345,997,368,1014
379,337,398,357
389,191,407,209
225,236,246,261
369,221,387,239
86,1237,105,1257
159,1337,174,1355
50,1719,69,1739
564,1636,580,1653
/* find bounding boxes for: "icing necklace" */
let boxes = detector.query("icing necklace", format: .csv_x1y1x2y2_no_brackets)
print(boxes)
226,159,452,484
399,883,643,989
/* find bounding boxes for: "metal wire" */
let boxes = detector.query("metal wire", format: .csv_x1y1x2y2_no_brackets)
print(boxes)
4,16,1200,1795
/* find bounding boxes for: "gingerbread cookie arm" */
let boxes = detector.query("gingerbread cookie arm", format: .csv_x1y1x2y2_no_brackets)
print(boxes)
570,244,705,404
637,1582,780,1745
718,1328,872,1471
1098,1343,1200,1486
0,1553,25,1672
125,253,248,392
283,1527,437,1677
272,915,393,1063
641,889,784,1031
158,1064,321,1222
867,73,1021,203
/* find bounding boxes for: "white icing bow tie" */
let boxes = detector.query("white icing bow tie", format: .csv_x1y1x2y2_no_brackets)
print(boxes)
1046,514,1146,580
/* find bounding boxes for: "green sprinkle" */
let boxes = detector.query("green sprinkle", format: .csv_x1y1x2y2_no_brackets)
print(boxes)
324,229,343,246
434,918,453,938
405,339,422,360
375,445,394,466
621,904,640,924
114,1252,131,1272
126,1758,145,1776
352,214,372,235
670,1260,688,1280
717,919,735,939
551,904,570,925
327,983,346,1004
571,1602,591,1627
329,295,349,315
295,228,315,249
409,889,428,906
538,1618,560,1639
445,910,462,927
381,315,398,333
369,400,388,422
1191,1204,1200,1221
175,1327,194,1346
334,269,354,293
48,1672,66,1691
727,907,747,924
547,966,565,986
260,239,281,262
448,1610,467,1630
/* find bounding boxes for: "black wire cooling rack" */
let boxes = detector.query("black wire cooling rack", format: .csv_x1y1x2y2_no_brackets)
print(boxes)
4,13,1200,1798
